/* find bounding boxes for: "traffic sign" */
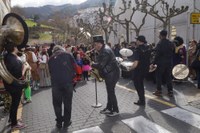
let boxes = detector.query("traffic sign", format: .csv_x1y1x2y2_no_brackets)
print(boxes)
190,12,200,24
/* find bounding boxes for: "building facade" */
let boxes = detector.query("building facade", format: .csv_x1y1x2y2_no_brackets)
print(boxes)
0,0,11,23
110,0,200,45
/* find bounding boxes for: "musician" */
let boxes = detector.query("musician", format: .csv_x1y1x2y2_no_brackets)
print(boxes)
48,45,76,129
92,35,120,117
129,36,150,106
3,39,27,130
152,30,174,97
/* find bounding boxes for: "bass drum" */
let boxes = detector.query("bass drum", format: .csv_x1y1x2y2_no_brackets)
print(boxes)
172,64,189,80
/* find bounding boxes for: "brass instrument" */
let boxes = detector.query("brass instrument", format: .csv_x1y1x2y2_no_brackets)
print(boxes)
85,49,103,82
0,13,29,84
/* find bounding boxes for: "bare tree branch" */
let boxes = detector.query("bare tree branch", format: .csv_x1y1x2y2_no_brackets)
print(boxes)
145,0,188,30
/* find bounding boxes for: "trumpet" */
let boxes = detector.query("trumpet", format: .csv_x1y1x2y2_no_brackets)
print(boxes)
84,49,103,82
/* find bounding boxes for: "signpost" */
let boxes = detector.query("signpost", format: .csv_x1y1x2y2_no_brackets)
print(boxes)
190,13,200,24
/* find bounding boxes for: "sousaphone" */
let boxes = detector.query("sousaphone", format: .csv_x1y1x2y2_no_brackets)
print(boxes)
0,13,29,84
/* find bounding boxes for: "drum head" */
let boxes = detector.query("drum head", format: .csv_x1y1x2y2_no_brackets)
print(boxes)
172,64,189,80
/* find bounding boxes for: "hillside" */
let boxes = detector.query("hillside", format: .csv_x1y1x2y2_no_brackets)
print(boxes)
18,0,107,20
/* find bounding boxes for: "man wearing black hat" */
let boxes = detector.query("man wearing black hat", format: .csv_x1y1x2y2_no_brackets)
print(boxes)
92,35,120,117
152,30,174,97
129,35,151,106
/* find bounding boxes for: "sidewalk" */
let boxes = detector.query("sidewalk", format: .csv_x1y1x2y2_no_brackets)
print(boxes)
1,77,200,133
0,106,9,133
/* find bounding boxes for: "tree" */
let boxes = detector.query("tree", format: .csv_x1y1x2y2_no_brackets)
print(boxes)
76,10,102,42
101,0,148,43
47,12,72,43
32,14,40,22
98,3,115,43
144,0,189,35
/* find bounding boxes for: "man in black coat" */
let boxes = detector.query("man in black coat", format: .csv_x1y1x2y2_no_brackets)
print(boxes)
92,35,120,117
48,45,76,129
129,36,151,106
152,30,174,97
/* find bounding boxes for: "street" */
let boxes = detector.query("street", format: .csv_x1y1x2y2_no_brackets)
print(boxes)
14,77,200,133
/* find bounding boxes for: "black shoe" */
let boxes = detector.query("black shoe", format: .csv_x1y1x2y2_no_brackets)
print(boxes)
167,91,173,97
134,101,145,106
106,111,119,117
153,90,162,96
100,108,111,114
56,123,62,129
63,121,72,129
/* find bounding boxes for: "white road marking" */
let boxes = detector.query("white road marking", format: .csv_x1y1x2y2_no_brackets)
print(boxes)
162,107,200,129
122,116,172,133
73,126,104,133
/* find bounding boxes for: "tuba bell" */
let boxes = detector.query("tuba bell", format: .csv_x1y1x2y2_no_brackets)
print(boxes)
0,13,29,84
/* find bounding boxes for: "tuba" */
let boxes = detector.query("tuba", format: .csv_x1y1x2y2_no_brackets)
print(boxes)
0,13,29,84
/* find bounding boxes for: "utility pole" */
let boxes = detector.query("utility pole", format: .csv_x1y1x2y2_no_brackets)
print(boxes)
193,0,196,39
154,0,157,43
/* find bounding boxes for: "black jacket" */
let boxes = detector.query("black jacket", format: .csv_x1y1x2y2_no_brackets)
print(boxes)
3,53,24,90
48,51,76,87
154,38,174,66
92,45,119,78
134,44,151,74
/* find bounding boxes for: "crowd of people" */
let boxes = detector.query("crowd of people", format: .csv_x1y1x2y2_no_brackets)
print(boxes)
1,30,200,131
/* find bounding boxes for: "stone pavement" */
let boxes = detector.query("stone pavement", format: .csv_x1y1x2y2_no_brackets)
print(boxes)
20,79,173,133
0,106,9,133
1,77,200,133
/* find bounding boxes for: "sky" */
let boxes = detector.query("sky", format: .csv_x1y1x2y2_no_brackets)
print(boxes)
11,0,87,7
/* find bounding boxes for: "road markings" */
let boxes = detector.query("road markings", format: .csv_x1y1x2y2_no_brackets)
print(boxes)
162,107,200,129
116,84,176,107
122,116,172,133
73,126,104,133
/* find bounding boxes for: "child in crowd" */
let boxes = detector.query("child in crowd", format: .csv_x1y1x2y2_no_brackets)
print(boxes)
82,57,91,81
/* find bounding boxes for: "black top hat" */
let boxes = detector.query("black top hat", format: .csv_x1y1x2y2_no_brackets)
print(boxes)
135,35,147,43
160,30,167,36
93,35,104,43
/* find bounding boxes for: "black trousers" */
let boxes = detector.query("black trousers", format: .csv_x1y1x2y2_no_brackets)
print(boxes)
156,64,173,92
83,71,89,80
133,72,145,103
52,84,73,124
7,88,22,126
104,68,120,112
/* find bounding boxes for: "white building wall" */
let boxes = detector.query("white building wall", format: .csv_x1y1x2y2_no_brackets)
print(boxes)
0,0,11,24
110,0,200,45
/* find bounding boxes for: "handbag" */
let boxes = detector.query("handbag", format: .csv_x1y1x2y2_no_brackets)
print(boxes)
39,63,46,69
